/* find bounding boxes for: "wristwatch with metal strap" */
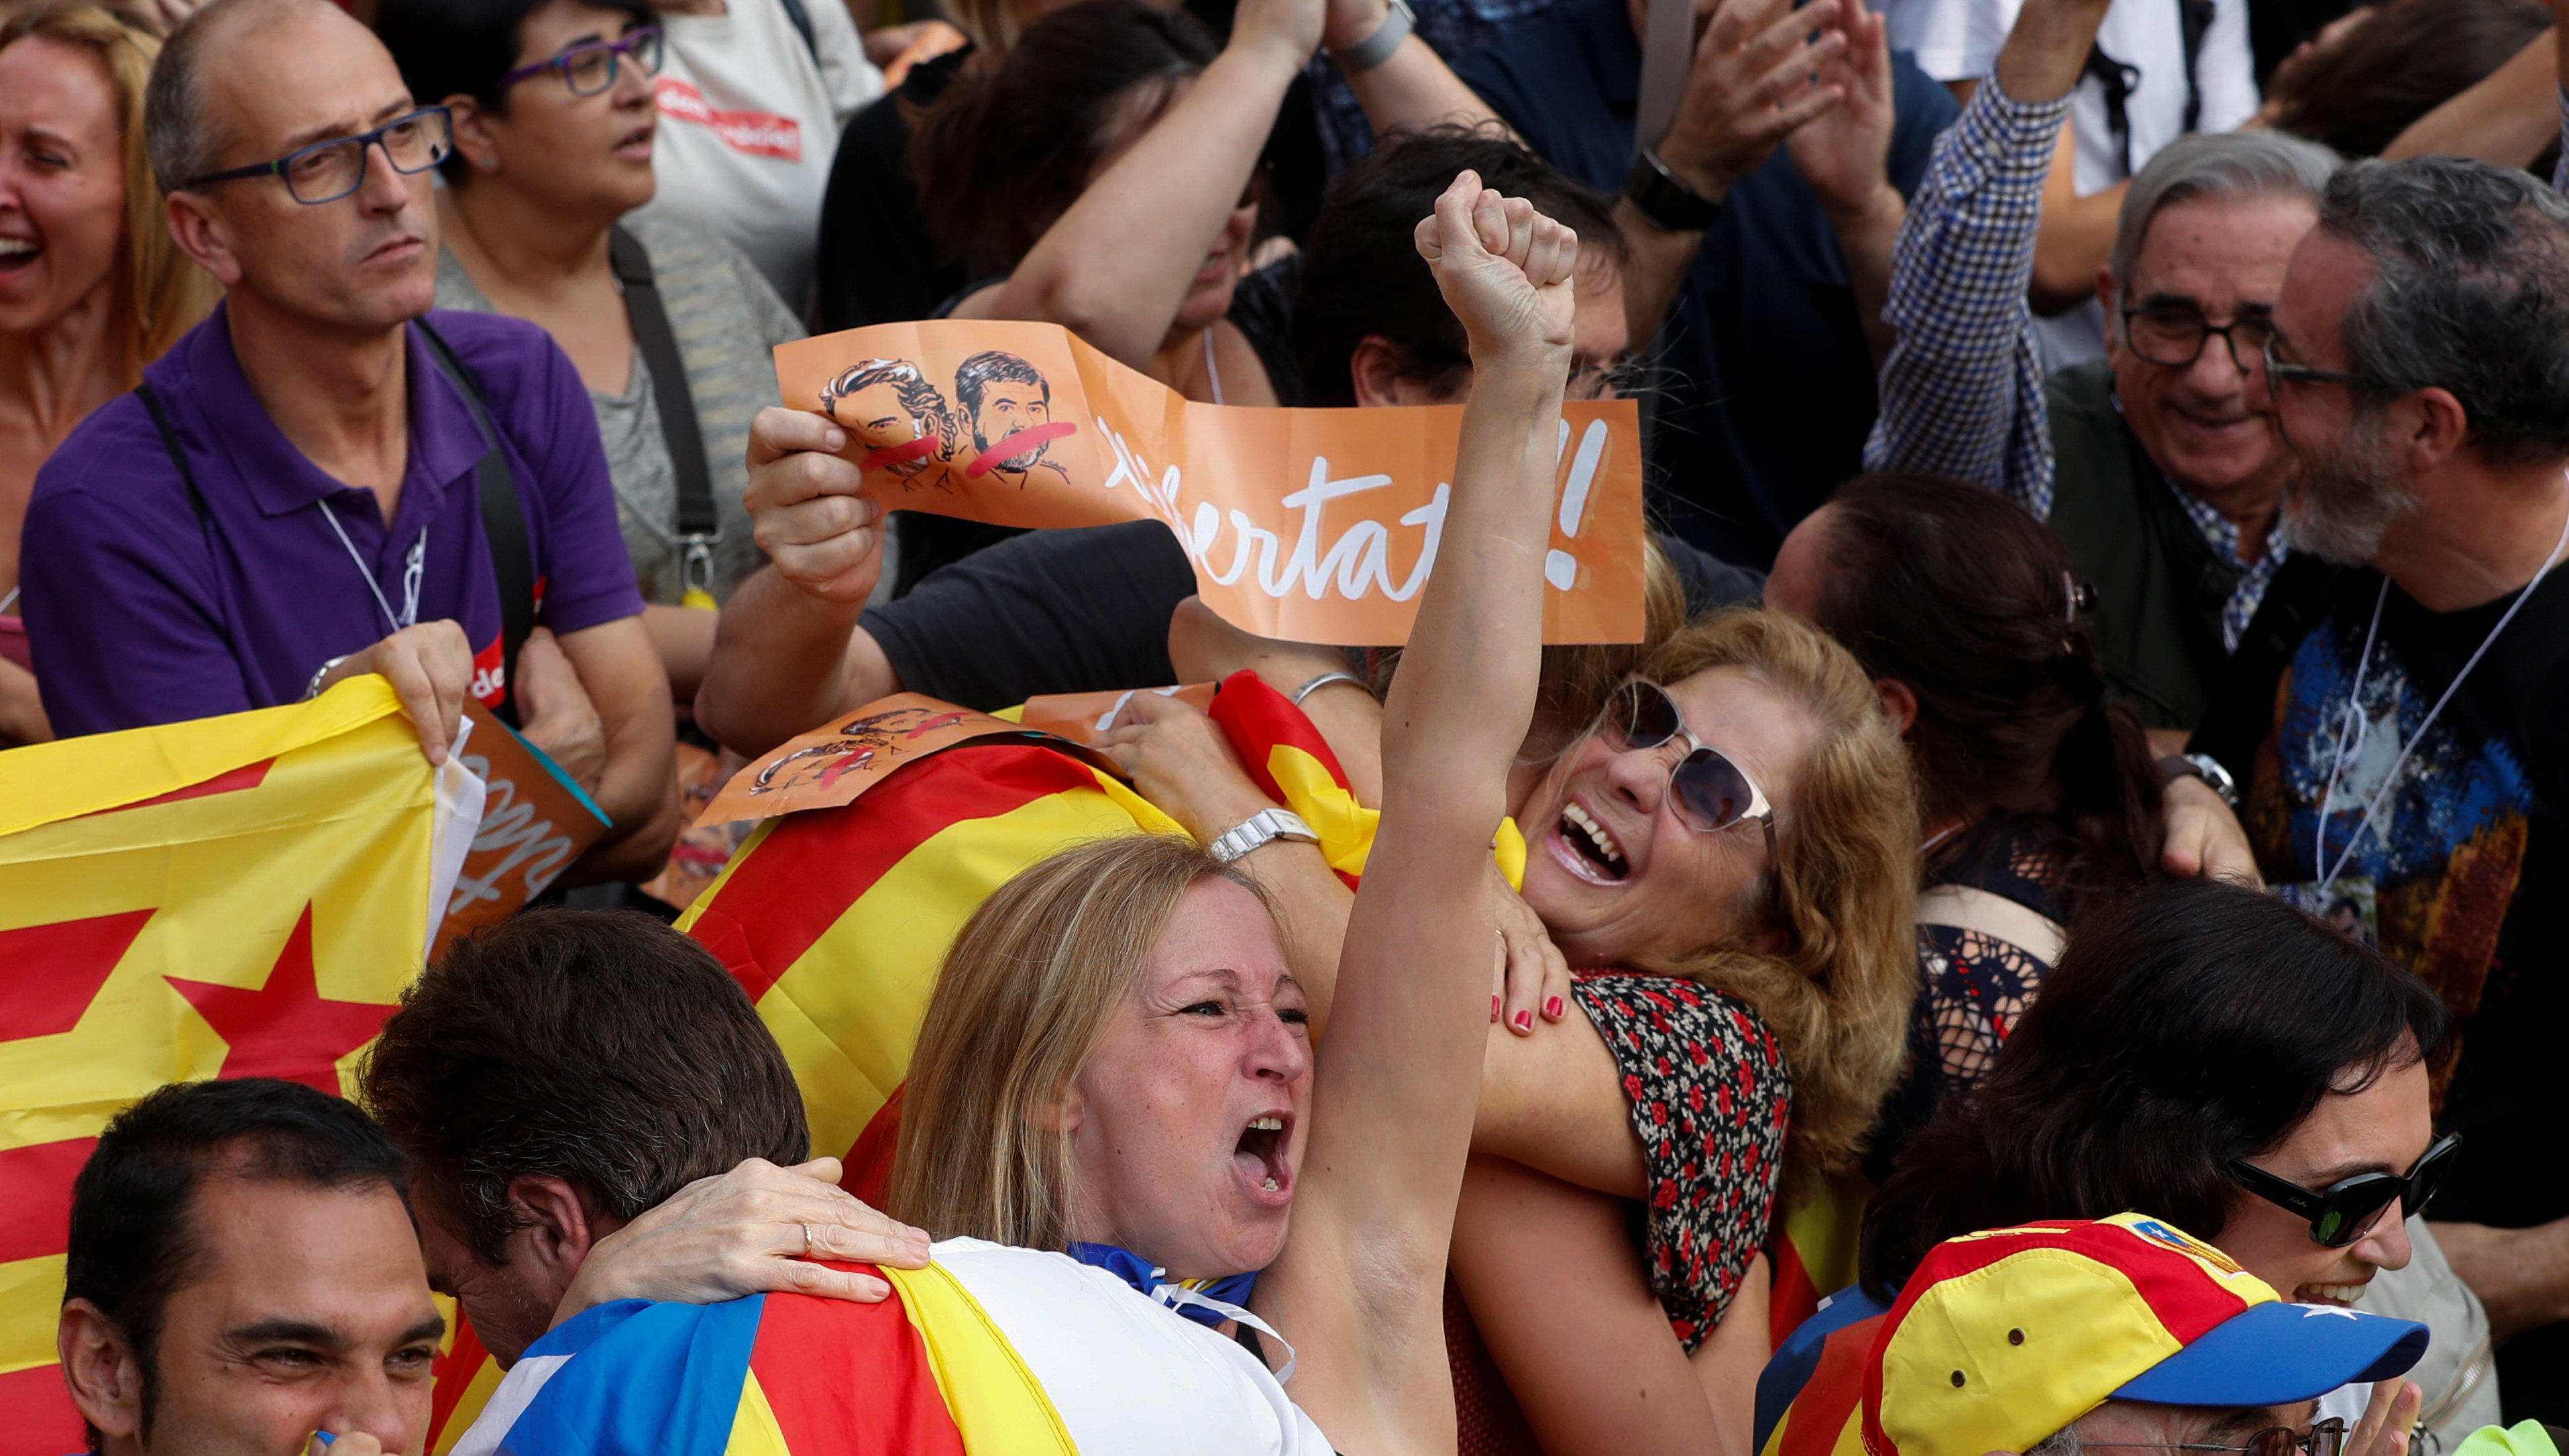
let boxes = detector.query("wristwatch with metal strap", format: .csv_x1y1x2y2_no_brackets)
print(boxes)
1209,807,1321,864
2160,752,2240,810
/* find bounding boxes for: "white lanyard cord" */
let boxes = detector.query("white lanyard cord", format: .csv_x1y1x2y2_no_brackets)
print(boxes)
317,500,425,636
1138,1277,1296,1382
2315,498,2569,891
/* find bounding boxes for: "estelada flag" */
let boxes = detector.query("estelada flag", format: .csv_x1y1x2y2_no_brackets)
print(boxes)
452,1257,1075,1456
423,674,1356,1451
449,1239,1324,1456
0,679,479,1456
683,671,1373,1199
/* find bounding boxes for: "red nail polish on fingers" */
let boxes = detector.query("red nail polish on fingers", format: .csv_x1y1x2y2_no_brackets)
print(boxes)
1492,995,1501,1019
1513,1010,1533,1031
1545,996,1564,1019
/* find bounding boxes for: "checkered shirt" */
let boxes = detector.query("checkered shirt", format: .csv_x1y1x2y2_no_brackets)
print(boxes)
2160,471,2279,652
1866,71,2299,652
1862,72,2069,515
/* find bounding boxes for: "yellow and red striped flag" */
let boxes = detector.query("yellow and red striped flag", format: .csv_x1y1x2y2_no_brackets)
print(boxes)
422,675,1484,1450
0,679,476,1455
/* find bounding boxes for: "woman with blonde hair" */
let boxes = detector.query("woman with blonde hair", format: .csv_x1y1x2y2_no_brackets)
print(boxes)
0,1,217,744
888,171,1588,1455
1096,600,1920,1456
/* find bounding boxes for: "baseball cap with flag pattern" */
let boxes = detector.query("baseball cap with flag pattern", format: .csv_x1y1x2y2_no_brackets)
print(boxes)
1863,1214,2429,1456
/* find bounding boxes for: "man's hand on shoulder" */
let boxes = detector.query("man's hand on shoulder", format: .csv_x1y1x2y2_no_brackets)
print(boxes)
319,621,474,766
746,408,887,606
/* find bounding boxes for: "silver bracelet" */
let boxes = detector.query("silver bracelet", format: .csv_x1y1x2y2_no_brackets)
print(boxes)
304,654,353,702
1291,670,1368,707
1327,0,1413,72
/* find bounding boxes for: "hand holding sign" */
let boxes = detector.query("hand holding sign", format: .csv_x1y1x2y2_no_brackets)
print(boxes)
769,319,1645,645
745,406,886,604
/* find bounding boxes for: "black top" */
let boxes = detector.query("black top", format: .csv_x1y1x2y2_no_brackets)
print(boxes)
1451,0,1958,567
2197,561,2569,1420
865,518,1764,711
815,47,973,333
1864,816,2069,1184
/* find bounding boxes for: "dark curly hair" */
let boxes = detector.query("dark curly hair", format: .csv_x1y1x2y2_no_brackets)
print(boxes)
1859,879,2447,1297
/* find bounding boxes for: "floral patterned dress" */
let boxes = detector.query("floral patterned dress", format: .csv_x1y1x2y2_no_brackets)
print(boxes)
1450,972,1793,1456
1572,971,1793,1348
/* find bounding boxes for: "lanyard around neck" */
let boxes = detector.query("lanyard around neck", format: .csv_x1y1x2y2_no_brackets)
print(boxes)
2315,498,2569,891
317,499,425,637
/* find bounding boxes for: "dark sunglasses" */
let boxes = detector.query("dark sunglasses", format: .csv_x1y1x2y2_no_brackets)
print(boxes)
1600,681,1777,852
2230,1133,2460,1248
2087,1419,2347,1456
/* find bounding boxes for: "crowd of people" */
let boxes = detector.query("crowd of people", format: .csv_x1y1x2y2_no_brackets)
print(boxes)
7,0,2569,1442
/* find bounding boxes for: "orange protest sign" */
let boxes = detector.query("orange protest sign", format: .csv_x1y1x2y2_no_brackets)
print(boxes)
774,321,1645,645
429,714,612,959
696,695,1122,828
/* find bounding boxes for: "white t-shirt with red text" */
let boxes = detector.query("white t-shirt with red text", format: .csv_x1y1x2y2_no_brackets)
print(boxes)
634,0,881,313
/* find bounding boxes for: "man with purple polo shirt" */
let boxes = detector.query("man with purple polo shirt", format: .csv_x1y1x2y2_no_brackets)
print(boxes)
19,0,678,881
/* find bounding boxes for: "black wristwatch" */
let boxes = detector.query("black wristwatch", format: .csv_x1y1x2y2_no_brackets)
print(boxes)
2160,752,2240,810
1623,148,1723,233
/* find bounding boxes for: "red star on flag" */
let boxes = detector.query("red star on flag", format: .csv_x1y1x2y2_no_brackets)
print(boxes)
166,903,401,1093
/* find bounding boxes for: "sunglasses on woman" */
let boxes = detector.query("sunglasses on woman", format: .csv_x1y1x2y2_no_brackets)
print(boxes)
2229,1132,2460,1248
2087,1418,2347,1456
1600,681,1777,854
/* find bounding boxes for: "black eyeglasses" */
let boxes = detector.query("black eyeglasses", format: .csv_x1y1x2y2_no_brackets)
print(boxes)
2230,1133,2460,1248
2260,335,2389,394
2122,306,2277,372
1599,681,1777,853
182,106,453,205
497,25,665,97
2087,1420,2347,1456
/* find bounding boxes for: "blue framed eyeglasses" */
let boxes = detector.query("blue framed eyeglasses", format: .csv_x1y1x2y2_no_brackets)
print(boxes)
496,25,665,97
181,106,453,205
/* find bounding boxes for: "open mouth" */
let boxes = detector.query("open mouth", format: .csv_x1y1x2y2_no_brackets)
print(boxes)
1558,801,1629,880
1234,1113,1292,1198
0,237,40,272
2298,1280,2368,1306
614,123,654,156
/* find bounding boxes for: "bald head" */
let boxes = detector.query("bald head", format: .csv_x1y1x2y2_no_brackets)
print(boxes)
144,0,385,193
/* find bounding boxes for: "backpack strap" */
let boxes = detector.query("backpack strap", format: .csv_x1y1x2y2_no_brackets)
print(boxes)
2079,44,2140,178
134,382,244,662
2177,0,2216,133
776,0,820,66
135,384,212,528
417,318,533,728
608,223,720,605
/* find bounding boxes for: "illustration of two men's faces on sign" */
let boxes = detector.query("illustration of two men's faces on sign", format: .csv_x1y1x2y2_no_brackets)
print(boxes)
817,351,1076,494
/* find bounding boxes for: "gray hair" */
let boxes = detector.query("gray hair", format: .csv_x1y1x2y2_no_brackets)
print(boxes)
2319,155,2569,464
2110,131,2342,298
143,0,303,194
2028,1426,2083,1456
142,0,241,194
